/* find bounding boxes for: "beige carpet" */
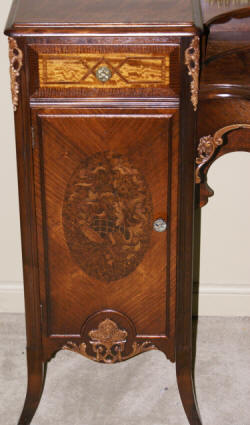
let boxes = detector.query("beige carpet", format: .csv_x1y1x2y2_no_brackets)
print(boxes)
0,315,249,425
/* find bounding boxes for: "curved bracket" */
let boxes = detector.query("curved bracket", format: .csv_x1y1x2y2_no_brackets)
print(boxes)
196,124,250,207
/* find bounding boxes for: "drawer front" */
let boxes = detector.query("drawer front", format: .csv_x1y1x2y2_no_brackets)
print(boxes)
29,44,180,98
32,108,179,361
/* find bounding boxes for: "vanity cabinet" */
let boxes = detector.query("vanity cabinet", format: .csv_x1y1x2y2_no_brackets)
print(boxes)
6,0,249,424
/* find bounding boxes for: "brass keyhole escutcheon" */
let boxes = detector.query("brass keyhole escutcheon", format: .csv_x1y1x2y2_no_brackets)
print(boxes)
95,66,112,82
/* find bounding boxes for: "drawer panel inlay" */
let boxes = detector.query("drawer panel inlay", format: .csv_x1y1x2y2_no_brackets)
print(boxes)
38,53,170,89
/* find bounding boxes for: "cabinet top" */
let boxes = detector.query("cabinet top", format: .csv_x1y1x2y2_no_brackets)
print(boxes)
5,0,250,35
5,0,202,34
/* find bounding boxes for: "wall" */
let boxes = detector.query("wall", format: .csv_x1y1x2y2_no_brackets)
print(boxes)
0,0,249,315
197,153,250,315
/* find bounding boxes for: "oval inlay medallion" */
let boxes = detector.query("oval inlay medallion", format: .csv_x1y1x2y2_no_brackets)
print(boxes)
62,152,152,282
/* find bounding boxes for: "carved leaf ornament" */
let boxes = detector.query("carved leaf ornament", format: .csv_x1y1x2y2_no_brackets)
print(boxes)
63,319,156,363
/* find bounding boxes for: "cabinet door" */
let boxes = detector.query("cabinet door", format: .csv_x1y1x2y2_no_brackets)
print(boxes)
32,108,179,361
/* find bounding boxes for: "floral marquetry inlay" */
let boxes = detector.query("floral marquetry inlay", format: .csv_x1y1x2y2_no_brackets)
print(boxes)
63,319,156,363
38,52,170,89
62,152,152,282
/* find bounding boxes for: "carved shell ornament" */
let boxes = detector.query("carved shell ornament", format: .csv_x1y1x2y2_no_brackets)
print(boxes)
63,151,152,282
8,38,23,111
63,319,156,364
185,37,200,112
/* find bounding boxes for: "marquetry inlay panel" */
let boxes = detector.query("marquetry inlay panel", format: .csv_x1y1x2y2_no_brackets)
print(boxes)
38,52,170,89
62,151,152,282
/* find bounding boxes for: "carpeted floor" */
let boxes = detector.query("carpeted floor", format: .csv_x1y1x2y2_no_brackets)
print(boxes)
0,315,249,425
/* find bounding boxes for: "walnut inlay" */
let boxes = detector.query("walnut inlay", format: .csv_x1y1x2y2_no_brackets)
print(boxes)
62,152,152,282
38,53,170,89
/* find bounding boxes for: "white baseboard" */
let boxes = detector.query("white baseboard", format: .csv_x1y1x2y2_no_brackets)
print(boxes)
193,283,250,316
0,281,250,316
0,282,24,313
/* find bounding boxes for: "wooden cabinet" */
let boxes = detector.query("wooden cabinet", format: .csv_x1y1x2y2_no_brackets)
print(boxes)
4,1,213,424
32,107,179,361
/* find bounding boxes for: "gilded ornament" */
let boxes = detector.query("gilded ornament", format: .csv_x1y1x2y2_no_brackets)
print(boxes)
185,37,200,112
63,318,156,363
8,38,23,111
196,124,250,183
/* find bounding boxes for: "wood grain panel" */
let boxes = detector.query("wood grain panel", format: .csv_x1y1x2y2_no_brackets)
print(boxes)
38,53,170,89
202,44,250,87
32,108,178,354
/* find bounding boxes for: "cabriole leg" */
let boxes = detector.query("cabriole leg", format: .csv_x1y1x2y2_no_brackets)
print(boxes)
176,351,202,425
18,348,47,425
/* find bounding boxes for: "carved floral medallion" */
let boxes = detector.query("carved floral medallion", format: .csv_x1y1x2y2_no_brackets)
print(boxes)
63,152,152,282
63,318,156,363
